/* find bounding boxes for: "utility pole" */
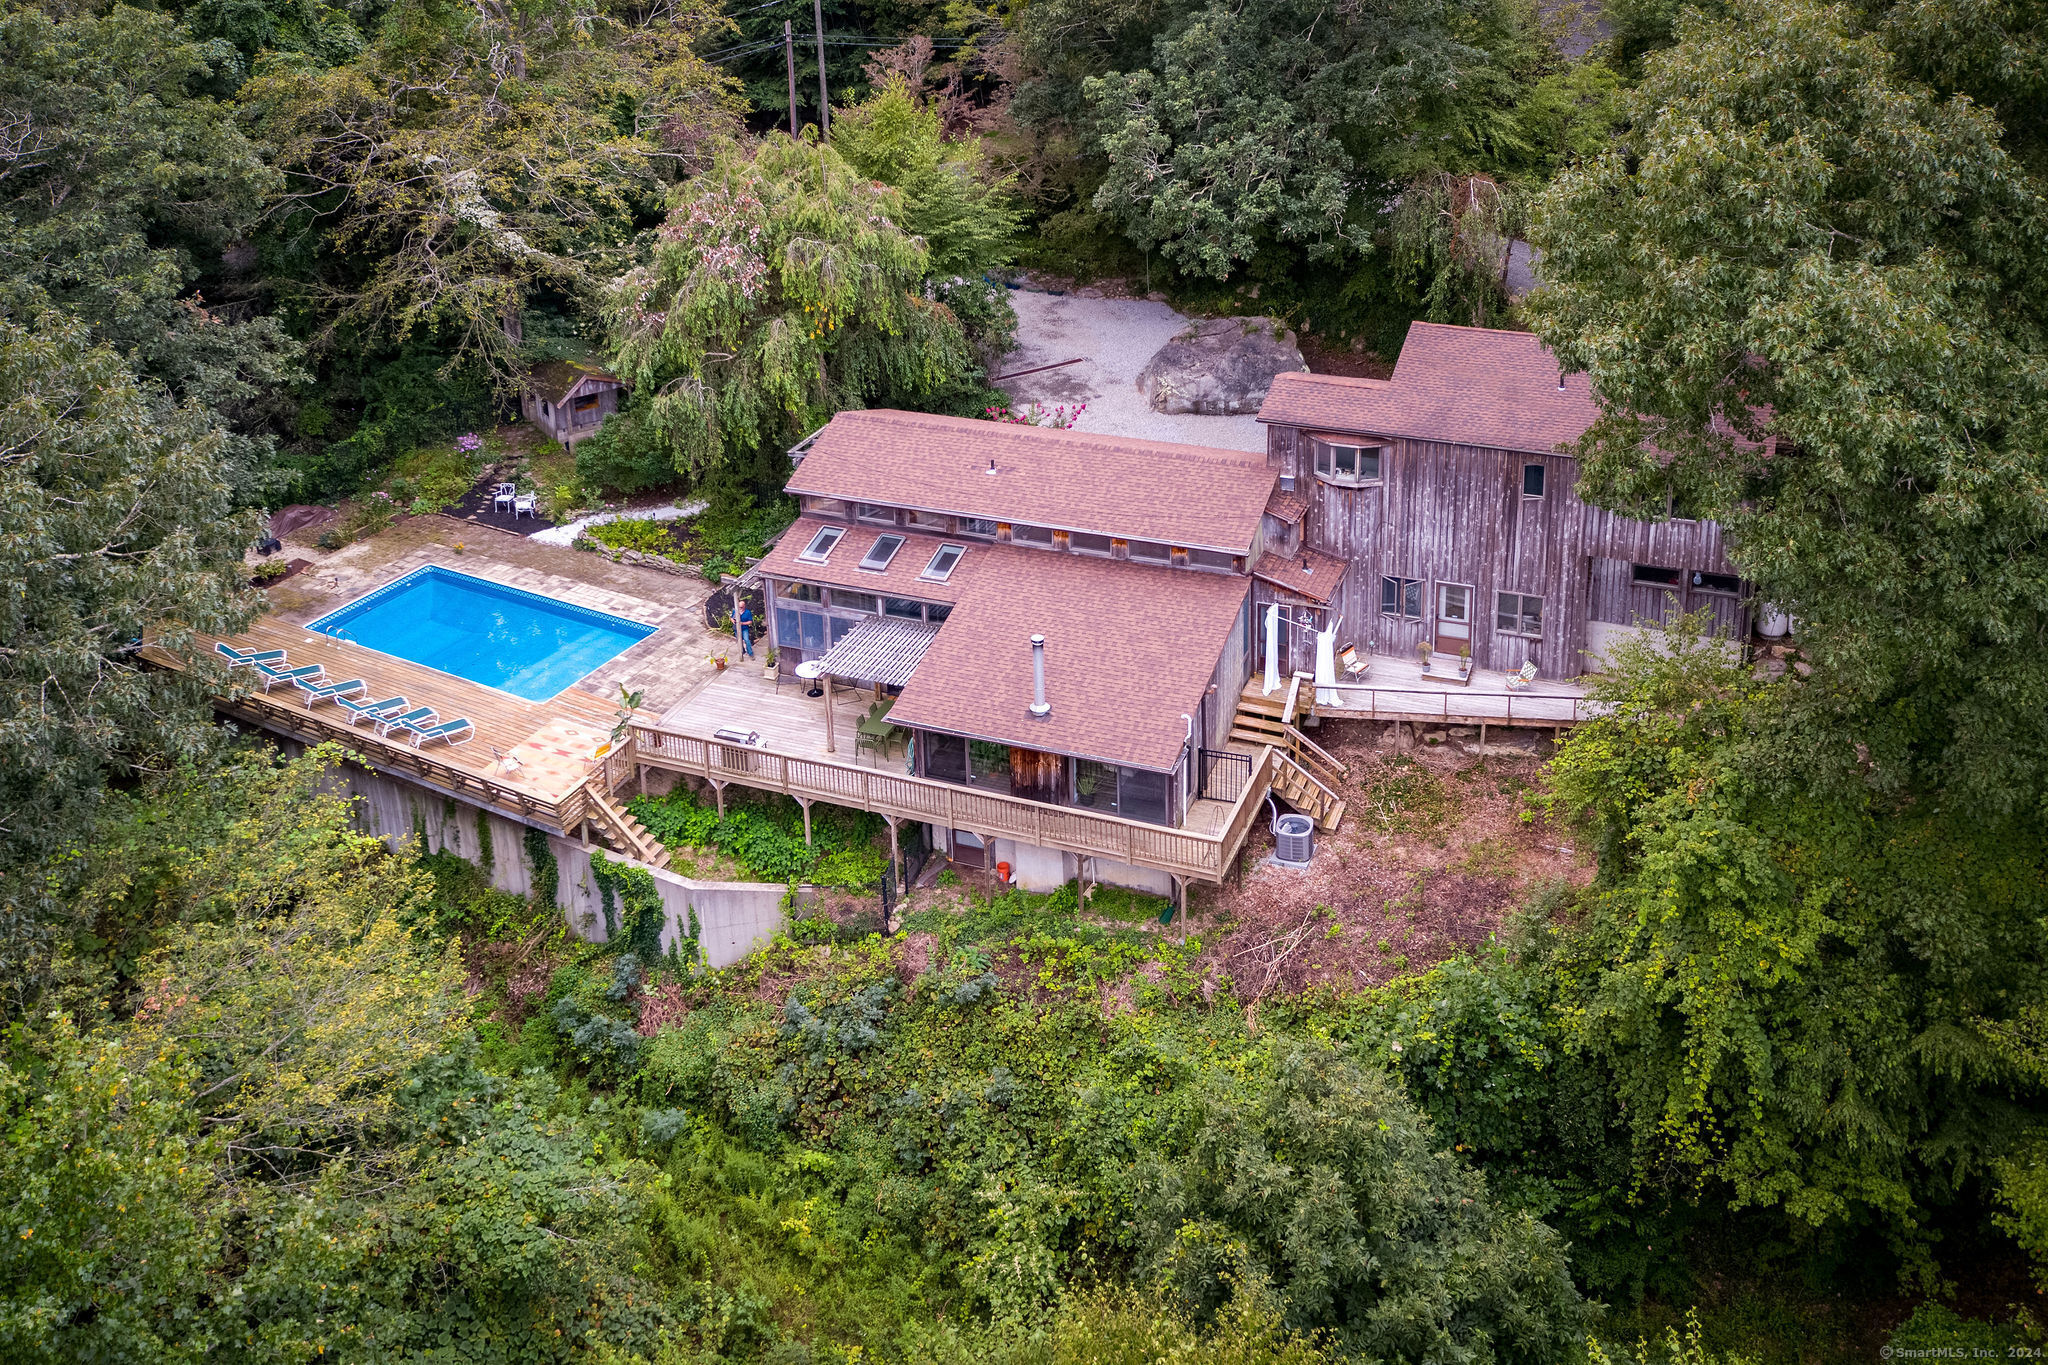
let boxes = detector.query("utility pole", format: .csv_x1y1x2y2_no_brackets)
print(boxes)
783,19,798,137
811,0,829,140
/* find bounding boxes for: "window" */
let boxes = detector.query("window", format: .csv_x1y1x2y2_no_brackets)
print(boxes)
1313,439,1384,485
1072,760,1172,825
779,580,823,603
775,607,827,653
797,526,842,563
908,510,950,531
1496,591,1543,636
960,517,998,538
1522,463,1547,497
883,597,924,620
1129,540,1171,563
1070,531,1113,556
806,496,847,517
859,534,905,571
1631,563,1681,587
572,392,600,425
1691,570,1741,595
1010,524,1053,545
1187,548,1235,572
540,401,551,416
1381,576,1424,619
923,732,968,783
921,543,965,581
828,590,877,613
926,602,953,624
857,503,896,524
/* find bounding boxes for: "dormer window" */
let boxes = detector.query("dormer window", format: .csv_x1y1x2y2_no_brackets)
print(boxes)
921,543,965,581
859,534,905,571
1312,438,1384,486
797,526,843,562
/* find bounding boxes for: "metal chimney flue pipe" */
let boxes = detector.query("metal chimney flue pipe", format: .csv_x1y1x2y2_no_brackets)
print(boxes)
1029,634,1051,719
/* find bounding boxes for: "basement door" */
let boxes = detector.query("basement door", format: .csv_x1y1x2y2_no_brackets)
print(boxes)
1435,582,1473,653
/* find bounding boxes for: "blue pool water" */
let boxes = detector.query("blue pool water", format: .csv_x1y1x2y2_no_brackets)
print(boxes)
309,567,656,701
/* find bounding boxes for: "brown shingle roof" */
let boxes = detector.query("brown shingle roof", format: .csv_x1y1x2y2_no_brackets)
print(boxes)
756,518,974,604
890,551,1249,772
787,410,1275,554
1251,548,1348,607
1257,322,1600,456
1265,487,1309,525
527,360,621,406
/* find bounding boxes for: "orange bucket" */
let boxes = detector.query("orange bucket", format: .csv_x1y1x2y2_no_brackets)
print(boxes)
996,860,1012,883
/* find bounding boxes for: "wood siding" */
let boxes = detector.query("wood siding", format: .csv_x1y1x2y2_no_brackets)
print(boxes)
1269,423,1745,677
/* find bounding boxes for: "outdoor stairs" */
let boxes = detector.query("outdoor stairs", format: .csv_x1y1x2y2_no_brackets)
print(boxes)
1235,676,1349,833
585,785,671,870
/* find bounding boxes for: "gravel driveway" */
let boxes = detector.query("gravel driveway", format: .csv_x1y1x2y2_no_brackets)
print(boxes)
996,287,1269,453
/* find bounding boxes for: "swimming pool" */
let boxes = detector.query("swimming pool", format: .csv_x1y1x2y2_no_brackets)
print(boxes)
309,567,656,701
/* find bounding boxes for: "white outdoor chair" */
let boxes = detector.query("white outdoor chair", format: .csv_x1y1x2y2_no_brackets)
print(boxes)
492,482,516,513
513,493,537,519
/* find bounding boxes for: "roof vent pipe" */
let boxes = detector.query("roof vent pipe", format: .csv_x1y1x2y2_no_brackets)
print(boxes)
1557,370,1567,391
1029,634,1051,719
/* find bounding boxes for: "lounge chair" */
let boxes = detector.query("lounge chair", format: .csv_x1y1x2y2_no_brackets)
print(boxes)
337,694,407,727
254,661,324,692
1504,661,1538,692
294,676,367,707
1338,644,1369,682
373,705,436,738
400,717,474,749
215,642,286,669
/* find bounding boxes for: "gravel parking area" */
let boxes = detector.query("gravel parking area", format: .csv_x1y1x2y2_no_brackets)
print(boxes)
997,286,1270,452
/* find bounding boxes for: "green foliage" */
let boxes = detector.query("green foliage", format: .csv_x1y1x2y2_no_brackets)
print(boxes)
604,134,985,481
586,517,687,559
0,312,261,1011
1529,0,2048,814
526,826,560,908
630,787,883,886
592,852,671,965
313,495,394,549
1142,1038,1589,1355
834,78,1024,284
1885,1304,2026,1354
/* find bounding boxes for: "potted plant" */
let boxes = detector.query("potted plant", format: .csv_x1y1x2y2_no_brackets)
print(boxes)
763,645,778,677
1458,645,1472,678
1416,639,1433,669
709,652,729,671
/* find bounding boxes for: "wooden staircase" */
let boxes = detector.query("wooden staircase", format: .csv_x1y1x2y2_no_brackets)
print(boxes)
1235,676,1349,832
584,785,671,869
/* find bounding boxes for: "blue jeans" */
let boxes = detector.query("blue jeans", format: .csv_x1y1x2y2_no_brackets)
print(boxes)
738,622,754,658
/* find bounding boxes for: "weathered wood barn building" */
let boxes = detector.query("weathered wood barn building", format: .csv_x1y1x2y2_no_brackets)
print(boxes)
1255,322,1748,679
522,360,625,446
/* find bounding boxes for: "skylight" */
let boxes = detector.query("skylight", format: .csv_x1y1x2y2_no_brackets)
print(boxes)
859,534,906,571
797,526,843,562
921,543,965,582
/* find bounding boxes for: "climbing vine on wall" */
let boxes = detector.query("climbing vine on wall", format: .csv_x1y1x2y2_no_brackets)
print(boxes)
524,827,558,908
476,807,495,873
591,851,667,964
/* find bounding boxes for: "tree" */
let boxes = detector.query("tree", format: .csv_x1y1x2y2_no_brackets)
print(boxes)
1528,0,2048,813
1076,0,1518,278
0,0,302,493
0,313,259,1012
1541,625,2048,1275
242,0,738,382
603,134,984,481
1140,1040,1588,1360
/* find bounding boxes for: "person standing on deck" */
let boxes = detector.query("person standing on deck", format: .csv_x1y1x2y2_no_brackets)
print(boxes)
736,598,755,659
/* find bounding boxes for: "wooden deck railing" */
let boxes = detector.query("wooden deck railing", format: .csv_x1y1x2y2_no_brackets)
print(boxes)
630,722,1277,882
217,691,599,835
1312,682,1596,725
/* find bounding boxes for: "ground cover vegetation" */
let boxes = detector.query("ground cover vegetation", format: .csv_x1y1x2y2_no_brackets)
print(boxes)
3,0,2046,1355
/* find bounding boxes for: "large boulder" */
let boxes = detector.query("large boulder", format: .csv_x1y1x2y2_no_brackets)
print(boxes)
1135,316,1308,415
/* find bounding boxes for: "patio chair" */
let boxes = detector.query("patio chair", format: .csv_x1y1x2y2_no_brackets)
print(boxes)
513,493,538,519
254,661,324,692
400,716,474,749
373,705,436,739
492,482,516,513
215,642,287,669
294,676,366,707
1338,644,1369,682
337,694,407,727
1504,661,1539,692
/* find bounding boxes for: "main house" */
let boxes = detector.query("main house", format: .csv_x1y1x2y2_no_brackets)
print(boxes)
1253,322,1747,680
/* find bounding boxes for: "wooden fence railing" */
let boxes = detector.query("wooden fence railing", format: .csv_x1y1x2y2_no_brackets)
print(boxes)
1310,683,1596,725
630,723,1276,882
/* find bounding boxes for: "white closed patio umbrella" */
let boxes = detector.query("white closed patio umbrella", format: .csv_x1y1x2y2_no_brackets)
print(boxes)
1264,604,1281,695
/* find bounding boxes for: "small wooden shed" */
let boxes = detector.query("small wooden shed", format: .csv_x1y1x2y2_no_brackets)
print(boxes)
522,360,624,446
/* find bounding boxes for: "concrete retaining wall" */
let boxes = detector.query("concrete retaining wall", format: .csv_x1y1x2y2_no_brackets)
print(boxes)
336,763,786,968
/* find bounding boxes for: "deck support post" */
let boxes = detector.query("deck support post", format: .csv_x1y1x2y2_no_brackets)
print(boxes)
823,672,836,754
712,780,726,818
798,797,813,846
1478,722,1486,756
637,763,647,798
887,818,902,885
